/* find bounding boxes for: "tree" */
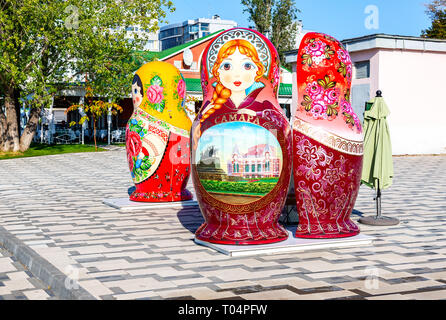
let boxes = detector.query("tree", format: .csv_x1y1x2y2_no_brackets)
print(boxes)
0,0,174,153
241,0,274,35
241,0,300,63
422,0,446,39
66,86,123,151
271,0,300,56
0,0,64,152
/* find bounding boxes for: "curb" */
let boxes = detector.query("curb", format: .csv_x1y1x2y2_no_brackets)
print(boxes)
0,225,96,300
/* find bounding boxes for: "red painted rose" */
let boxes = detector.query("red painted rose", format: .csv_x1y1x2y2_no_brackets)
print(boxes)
147,84,164,104
127,130,142,157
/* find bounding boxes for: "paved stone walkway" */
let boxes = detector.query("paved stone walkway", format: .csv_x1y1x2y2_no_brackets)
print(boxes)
0,151,445,300
0,248,57,300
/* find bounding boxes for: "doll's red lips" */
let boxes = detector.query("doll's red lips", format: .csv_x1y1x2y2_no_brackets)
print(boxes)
234,81,242,86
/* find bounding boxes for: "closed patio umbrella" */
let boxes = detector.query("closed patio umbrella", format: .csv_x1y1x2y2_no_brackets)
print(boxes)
359,90,399,226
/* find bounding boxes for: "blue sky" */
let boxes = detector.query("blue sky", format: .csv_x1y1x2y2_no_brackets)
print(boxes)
163,0,432,40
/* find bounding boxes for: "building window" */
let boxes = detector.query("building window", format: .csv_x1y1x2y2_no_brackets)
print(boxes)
189,24,199,33
354,61,370,79
160,27,183,39
257,163,262,173
200,23,209,31
162,37,182,50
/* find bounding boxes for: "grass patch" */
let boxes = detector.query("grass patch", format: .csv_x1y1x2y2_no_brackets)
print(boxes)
206,190,267,196
95,141,126,147
200,179,277,195
0,143,107,160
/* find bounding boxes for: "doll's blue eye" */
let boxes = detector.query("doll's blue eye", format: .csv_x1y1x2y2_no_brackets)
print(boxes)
134,89,138,94
244,62,255,70
221,63,232,71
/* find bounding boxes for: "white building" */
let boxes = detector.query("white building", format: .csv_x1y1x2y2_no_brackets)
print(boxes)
285,33,446,155
123,25,160,51
159,15,237,51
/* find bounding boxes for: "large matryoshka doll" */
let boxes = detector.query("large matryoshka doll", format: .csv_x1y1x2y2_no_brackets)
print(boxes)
126,61,192,202
191,28,292,245
293,32,364,238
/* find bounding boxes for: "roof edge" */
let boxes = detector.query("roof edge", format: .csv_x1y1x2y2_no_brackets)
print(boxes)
342,33,446,44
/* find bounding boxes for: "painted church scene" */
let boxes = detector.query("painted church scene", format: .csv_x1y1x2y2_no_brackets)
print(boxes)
194,121,283,205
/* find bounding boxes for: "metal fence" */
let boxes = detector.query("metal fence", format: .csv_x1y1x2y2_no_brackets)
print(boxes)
33,127,127,145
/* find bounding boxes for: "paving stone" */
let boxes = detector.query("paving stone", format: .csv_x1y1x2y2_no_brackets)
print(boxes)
1,152,445,299
0,249,55,299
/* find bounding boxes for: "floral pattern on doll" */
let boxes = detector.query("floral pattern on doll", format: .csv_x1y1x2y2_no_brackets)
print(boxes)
271,62,281,94
126,118,155,181
301,75,340,120
172,74,187,113
336,49,353,82
340,99,362,133
141,75,166,113
301,39,335,67
294,134,361,235
297,33,362,134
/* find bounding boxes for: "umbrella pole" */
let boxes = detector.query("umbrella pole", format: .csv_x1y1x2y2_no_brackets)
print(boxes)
359,178,399,226
376,179,382,219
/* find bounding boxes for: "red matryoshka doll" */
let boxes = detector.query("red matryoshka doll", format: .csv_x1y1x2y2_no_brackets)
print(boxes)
293,32,364,238
126,61,192,202
191,28,292,245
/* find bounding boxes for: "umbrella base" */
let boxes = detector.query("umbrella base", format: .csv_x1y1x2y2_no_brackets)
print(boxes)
358,216,399,226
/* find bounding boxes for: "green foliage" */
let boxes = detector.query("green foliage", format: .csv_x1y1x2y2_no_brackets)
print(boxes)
65,0,174,101
422,0,446,39
241,0,300,65
241,0,274,35
0,0,174,151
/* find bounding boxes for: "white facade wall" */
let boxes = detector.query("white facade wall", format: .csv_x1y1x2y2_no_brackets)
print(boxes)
376,49,446,155
206,18,238,34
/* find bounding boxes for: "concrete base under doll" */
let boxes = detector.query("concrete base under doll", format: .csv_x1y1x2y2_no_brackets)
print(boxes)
195,226,374,256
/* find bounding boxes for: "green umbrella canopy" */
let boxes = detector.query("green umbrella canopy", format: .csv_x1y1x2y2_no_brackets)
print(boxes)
361,97,394,190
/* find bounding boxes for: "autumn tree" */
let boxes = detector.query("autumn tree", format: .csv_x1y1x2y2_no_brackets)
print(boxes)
422,0,446,39
241,0,300,63
66,87,123,151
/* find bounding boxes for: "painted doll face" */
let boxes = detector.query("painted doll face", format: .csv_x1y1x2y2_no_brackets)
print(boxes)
218,48,258,94
132,82,143,108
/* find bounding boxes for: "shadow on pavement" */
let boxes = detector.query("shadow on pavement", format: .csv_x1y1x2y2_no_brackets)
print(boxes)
177,208,204,234
351,209,364,217
127,186,136,196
